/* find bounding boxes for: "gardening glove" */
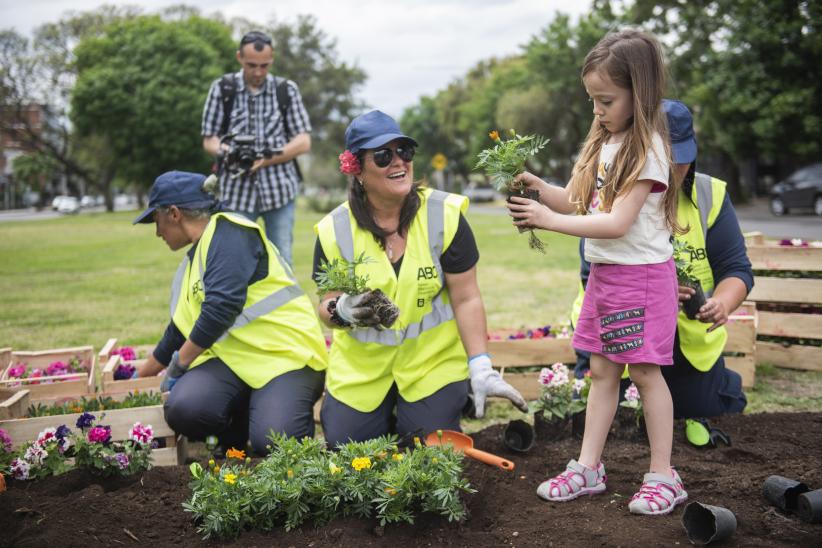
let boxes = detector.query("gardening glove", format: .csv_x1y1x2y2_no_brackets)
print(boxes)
468,353,528,418
160,350,189,392
335,292,381,328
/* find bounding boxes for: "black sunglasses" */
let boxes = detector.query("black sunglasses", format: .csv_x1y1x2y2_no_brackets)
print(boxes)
240,31,272,48
371,145,415,168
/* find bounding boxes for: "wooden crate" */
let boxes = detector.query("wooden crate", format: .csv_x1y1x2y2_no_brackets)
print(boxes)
745,233,822,372
0,348,11,373
0,388,30,420
0,404,185,466
488,305,758,400
98,339,161,397
488,335,576,400
0,346,96,403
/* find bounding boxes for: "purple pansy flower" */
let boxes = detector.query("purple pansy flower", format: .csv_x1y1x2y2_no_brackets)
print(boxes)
114,453,130,469
76,412,96,430
114,362,136,381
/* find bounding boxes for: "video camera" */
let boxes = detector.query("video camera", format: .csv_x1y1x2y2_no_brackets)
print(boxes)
218,133,283,179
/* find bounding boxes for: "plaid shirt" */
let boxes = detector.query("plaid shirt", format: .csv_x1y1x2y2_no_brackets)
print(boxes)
201,71,312,212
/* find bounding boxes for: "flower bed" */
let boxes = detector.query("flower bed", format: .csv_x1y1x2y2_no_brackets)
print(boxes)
0,346,96,403
184,433,474,540
98,339,162,397
0,400,183,467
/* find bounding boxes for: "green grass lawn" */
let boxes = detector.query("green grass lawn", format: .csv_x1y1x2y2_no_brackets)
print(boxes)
1,200,820,414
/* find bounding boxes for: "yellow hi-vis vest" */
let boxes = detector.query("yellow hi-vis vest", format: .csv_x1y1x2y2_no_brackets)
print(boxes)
676,173,727,371
170,212,327,388
315,188,469,412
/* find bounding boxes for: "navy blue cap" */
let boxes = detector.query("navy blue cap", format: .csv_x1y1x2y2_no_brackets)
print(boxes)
344,110,418,154
663,99,697,165
132,171,217,224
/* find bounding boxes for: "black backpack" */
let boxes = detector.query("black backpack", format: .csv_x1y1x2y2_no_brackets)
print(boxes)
218,74,303,181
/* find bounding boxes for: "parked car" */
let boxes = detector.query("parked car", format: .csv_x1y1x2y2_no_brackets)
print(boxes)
462,183,498,203
51,195,70,211
56,196,80,214
769,163,822,216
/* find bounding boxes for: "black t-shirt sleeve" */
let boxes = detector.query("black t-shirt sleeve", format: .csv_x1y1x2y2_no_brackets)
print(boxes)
441,214,479,273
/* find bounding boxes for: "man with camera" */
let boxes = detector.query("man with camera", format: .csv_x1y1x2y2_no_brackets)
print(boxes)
202,30,312,266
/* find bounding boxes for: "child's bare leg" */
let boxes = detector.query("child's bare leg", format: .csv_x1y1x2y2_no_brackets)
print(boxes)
578,353,622,468
628,363,673,477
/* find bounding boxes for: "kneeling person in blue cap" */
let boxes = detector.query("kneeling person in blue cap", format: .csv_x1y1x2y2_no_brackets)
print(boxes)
133,171,328,455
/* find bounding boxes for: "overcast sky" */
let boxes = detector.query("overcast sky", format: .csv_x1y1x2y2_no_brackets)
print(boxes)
1,0,592,117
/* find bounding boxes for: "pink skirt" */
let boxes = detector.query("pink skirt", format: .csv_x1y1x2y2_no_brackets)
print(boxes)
573,259,677,365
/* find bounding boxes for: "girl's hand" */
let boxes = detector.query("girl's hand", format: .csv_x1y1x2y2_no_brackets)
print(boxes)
506,196,555,231
514,171,548,194
678,284,695,302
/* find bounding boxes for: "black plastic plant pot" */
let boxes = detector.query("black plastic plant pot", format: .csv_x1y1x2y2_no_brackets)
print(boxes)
681,279,707,320
533,413,571,442
762,475,810,512
502,419,534,453
681,502,737,545
798,488,822,524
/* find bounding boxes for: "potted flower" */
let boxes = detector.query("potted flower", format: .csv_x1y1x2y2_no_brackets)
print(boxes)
316,252,400,328
474,129,550,252
531,363,585,441
615,383,646,441
673,240,707,319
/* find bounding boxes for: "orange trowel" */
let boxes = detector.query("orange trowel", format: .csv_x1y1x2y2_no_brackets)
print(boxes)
425,429,515,471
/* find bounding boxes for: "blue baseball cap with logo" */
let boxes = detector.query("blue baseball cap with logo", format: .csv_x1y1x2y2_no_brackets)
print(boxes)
132,171,218,224
344,110,418,154
663,99,697,165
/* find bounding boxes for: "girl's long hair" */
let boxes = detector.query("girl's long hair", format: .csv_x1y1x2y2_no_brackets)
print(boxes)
567,29,684,234
348,150,423,249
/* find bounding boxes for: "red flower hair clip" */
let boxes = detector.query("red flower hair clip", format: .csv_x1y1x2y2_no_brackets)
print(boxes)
338,150,361,175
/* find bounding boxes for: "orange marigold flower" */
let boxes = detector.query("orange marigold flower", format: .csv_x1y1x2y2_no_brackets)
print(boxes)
226,448,246,460
488,130,500,141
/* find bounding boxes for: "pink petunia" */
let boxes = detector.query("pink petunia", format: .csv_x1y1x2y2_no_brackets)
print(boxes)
87,425,112,444
128,422,154,445
8,364,26,378
46,361,69,376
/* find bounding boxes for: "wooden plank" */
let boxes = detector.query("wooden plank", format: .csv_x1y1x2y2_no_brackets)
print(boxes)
0,404,174,449
725,316,756,354
0,389,30,420
725,356,755,388
151,447,181,467
100,355,162,396
758,311,822,340
488,337,576,367
747,245,822,271
499,371,541,401
0,348,11,372
98,338,118,361
749,278,822,305
756,341,822,371
744,232,765,245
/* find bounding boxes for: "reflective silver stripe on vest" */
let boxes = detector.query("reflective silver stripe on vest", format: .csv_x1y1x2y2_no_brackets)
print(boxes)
334,190,454,346
216,284,303,342
169,256,189,317
694,173,713,242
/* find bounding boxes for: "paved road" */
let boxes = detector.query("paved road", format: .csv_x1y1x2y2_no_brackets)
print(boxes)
1,198,820,240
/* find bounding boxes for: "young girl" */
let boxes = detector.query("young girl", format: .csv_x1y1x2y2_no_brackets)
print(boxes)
505,29,687,515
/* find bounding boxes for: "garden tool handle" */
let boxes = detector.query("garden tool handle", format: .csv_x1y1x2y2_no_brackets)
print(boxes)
464,447,515,471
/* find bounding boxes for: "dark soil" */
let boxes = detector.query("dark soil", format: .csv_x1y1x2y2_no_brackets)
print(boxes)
680,279,707,320
363,288,400,328
2,412,821,547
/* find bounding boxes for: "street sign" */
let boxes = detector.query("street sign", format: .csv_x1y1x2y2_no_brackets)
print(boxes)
431,153,447,171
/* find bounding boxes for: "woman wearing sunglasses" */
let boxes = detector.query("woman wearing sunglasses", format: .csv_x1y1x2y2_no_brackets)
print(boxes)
313,110,527,448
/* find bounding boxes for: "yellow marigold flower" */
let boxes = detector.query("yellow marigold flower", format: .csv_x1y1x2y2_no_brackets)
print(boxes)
224,473,237,485
376,451,387,460
385,487,397,496
226,448,246,460
488,130,500,141
208,459,215,468
413,436,421,446
392,453,403,461
351,457,372,471
432,458,439,464
213,465,221,474
329,462,342,475
287,469,294,478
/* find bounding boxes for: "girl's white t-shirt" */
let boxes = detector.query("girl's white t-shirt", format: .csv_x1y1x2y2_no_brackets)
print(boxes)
584,132,672,265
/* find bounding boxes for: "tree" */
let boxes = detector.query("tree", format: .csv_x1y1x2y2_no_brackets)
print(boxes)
70,15,230,194
12,152,59,207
